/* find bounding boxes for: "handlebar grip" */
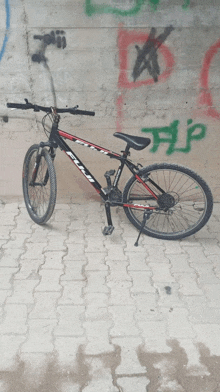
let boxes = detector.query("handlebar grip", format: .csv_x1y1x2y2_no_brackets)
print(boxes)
70,109,95,116
7,103,31,109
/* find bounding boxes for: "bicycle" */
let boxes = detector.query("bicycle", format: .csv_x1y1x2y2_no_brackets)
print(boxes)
7,99,213,246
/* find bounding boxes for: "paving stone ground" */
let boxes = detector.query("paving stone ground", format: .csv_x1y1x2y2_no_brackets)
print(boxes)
0,200,220,392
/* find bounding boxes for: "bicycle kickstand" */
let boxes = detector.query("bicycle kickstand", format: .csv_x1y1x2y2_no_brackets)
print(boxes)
103,201,114,235
134,210,152,247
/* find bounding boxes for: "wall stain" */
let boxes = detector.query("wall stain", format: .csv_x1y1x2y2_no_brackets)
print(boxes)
138,340,220,392
1,341,220,391
0,345,121,392
164,286,172,295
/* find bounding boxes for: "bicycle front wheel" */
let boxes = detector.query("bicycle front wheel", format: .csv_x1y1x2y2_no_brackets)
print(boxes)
123,163,213,240
22,144,57,224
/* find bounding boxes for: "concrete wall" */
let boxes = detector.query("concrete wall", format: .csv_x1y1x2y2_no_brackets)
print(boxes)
1,0,220,201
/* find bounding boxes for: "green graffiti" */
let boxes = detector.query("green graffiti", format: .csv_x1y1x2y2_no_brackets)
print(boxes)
182,0,190,9
149,0,160,11
142,119,206,155
85,0,146,16
85,0,190,16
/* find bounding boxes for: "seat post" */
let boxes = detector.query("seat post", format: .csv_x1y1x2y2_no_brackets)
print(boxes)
123,144,130,158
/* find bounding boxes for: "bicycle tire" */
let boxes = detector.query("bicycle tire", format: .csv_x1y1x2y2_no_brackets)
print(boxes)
22,144,57,224
123,163,213,240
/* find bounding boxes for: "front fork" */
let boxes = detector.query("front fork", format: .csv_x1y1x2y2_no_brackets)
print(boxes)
30,142,56,186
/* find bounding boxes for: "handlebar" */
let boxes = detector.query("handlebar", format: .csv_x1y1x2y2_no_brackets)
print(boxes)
6,99,95,116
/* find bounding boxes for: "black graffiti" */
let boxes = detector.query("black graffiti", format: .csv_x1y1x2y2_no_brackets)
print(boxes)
31,30,66,107
32,30,67,63
132,25,174,83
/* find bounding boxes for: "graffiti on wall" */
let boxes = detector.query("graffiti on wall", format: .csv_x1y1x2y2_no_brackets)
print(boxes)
85,0,190,16
142,119,206,155
132,25,174,83
32,30,66,63
31,30,67,106
0,0,10,62
198,39,220,120
117,25,175,131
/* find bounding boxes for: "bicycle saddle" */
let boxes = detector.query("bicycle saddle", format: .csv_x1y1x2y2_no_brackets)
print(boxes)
114,132,151,151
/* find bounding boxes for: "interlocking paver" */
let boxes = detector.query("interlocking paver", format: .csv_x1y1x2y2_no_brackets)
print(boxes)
85,238,106,253
85,252,108,271
191,263,220,285
59,281,85,305
162,307,196,338
133,292,162,321
107,260,131,282
20,242,46,261
145,244,169,263
183,295,220,324
117,376,149,392
131,270,155,293
35,269,63,292
109,305,140,336
43,251,65,270
2,233,30,249
30,291,60,319
173,272,203,295
202,284,220,307
84,271,109,294
154,282,184,308
7,279,39,303
0,290,11,305
108,280,133,305
182,246,208,264
0,335,26,370
0,304,28,334
0,228,14,240
0,249,23,267
126,252,150,271
21,319,57,353
83,320,113,355
61,260,85,281
168,254,193,273
84,293,109,320
14,259,42,280
105,246,127,261
201,239,220,255
111,337,146,375
0,267,19,289
55,305,85,336
193,324,220,356
1,200,220,390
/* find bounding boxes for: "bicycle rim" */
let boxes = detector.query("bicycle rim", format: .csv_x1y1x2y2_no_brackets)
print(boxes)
123,164,213,239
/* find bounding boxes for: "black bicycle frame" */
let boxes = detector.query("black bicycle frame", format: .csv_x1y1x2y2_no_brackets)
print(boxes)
49,122,158,209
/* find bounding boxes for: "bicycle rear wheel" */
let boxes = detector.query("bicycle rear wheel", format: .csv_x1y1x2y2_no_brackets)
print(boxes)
22,144,57,224
123,163,213,240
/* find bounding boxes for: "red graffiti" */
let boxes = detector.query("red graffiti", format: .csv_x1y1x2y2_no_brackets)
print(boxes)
117,26,175,131
198,39,220,120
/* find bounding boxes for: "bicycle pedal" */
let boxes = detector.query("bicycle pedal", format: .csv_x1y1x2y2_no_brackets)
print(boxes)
102,225,114,235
